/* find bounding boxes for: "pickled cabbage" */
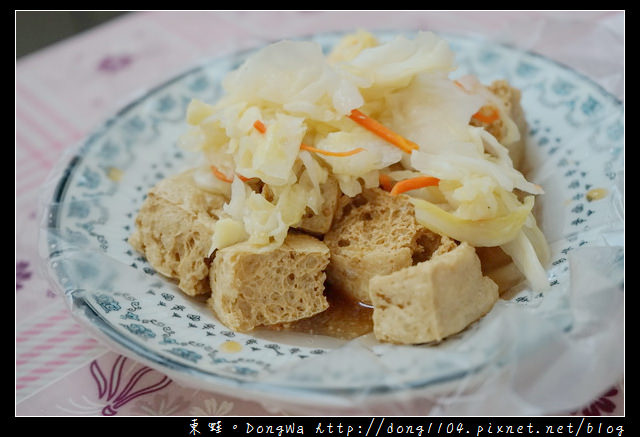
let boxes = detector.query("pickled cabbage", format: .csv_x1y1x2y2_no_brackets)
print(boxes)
178,29,549,292
409,195,534,247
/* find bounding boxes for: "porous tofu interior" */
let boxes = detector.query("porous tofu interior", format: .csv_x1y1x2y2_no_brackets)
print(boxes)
208,233,330,332
129,170,226,296
323,188,457,304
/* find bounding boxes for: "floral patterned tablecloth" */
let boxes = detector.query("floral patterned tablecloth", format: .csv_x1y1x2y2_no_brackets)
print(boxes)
15,10,624,416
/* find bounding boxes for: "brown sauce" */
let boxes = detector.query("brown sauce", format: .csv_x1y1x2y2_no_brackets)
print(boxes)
269,286,374,340
475,246,524,295
475,246,513,273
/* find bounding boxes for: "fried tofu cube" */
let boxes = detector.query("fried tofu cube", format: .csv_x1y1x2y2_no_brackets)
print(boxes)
323,188,456,305
369,242,499,344
129,170,226,296
208,233,330,332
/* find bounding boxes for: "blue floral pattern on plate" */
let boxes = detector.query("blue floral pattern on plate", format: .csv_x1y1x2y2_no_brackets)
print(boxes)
41,30,624,403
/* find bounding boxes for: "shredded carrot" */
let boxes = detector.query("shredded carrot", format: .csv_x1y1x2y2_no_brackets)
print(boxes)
348,109,419,153
471,106,500,124
300,143,364,157
453,80,473,95
379,173,394,192
211,165,254,183
210,165,233,183
253,120,267,134
389,176,440,196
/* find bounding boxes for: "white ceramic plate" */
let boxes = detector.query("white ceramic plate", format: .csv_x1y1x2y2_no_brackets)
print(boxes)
40,30,624,411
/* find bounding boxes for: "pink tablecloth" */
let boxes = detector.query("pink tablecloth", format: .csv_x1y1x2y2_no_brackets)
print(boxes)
15,11,624,416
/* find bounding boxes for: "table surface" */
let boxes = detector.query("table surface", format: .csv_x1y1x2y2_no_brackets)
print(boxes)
16,11,624,417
